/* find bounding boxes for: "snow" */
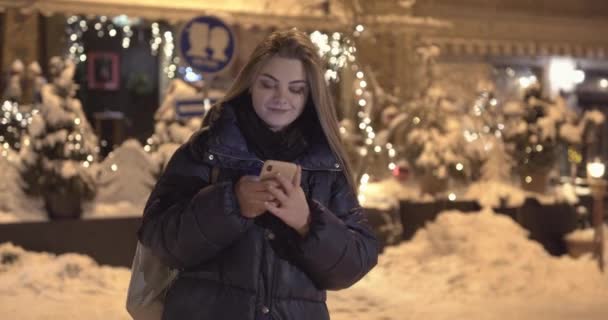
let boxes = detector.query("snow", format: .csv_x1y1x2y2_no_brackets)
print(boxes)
60,160,79,179
360,178,435,205
39,84,73,127
358,179,402,210
0,243,131,319
1,210,607,319
84,201,144,219
585,109,605,125
0,150,45,223
464,180,526,208
92,139,156,216
151,143,180,172
327,210,608,320
27,113,45,137
559,121,584,144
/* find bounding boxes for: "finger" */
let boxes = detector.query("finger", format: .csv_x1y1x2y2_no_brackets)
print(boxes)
242,190,275,202
263,180,280,190
294,165,302,187
255,191,276,202
241,180,268,192
260,172,280,182
274,173,294,196
267,184,289,203
264,201,284,218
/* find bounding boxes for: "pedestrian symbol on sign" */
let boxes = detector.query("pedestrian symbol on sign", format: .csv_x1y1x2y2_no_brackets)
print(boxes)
179,16,235,75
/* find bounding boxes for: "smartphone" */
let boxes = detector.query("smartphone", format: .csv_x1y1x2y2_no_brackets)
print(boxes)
259,160,298,184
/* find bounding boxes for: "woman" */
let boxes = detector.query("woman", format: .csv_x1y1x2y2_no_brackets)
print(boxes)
139,28,378,320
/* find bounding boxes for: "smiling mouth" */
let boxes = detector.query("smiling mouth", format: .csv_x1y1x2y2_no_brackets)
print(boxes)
268,107,291,112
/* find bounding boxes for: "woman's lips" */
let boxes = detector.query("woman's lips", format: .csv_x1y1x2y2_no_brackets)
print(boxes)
267,106,291,112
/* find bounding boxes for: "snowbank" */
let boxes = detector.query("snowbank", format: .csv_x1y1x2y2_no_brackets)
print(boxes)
0,243,131,319
1,211,607,320
328,209,608,320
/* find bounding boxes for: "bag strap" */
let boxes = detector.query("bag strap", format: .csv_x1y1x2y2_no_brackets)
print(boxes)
210,166,220,184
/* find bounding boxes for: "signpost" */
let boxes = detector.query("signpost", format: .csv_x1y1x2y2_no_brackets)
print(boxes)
176,15,236,118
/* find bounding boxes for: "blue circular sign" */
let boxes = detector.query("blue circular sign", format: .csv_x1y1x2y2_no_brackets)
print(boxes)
178,16,236,75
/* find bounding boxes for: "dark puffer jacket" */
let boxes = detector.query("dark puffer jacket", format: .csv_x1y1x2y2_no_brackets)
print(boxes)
138,103,378,320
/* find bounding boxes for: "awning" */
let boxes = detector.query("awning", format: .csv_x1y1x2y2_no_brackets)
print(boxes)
430,37,608,60
0,0,351,30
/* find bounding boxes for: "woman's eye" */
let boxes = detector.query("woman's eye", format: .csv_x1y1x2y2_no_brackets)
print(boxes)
261,81,275,89
290,87,306,94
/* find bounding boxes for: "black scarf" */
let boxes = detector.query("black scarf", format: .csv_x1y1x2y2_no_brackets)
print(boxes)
234,93,314,162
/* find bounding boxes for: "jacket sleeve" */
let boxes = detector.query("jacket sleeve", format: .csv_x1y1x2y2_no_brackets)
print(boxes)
292,171,379,290
137,145,252,270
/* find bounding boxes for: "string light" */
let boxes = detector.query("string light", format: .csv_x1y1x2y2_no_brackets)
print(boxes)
0,100,33,151
163,30,176,79
150,22,162,56
66,15,86,62
310,30,355,82
66,15,139,60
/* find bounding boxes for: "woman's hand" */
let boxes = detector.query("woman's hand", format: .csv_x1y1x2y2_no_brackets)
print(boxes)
235,176,276,219
264,166,311,236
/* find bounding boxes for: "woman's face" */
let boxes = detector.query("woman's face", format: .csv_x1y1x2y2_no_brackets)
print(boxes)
251,56,309,132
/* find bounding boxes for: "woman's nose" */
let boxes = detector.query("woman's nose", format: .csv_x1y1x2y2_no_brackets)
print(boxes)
274,86,289,102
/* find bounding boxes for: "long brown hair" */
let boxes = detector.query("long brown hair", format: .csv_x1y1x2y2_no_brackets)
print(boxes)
211,29,355,191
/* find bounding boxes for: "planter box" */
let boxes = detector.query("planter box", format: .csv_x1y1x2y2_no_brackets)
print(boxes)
0,217,141,267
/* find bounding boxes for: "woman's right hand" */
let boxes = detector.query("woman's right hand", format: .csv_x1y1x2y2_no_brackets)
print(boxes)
235,176,276,218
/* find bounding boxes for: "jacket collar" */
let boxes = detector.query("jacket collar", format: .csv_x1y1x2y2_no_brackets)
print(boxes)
202,103,341,171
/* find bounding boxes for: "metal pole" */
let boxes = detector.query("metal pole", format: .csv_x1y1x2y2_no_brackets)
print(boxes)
590,179,606,272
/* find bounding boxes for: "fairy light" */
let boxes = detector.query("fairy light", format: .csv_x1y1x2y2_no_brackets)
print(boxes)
0,101,33,150
66,15,86,63
158,27,177,79
310,30,355,82
150,22,162,56
316,25,397,181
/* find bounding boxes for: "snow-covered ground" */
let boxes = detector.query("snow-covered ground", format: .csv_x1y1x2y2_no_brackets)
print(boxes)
1,210,606,320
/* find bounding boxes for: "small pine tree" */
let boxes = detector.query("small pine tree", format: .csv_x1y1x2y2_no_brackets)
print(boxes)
20,57,98,217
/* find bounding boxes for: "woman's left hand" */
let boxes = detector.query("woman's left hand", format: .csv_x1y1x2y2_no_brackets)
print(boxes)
264,165,311,237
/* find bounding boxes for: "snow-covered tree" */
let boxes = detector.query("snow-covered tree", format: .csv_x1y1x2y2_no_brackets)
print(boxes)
480,140,513,182
371,44,470,194
460,82,507,181
20,57,98,218
0,61,46,152
96,139,156,210
26,62,47,104
503,86,584,177
2,60,24,103
145,79,205,173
